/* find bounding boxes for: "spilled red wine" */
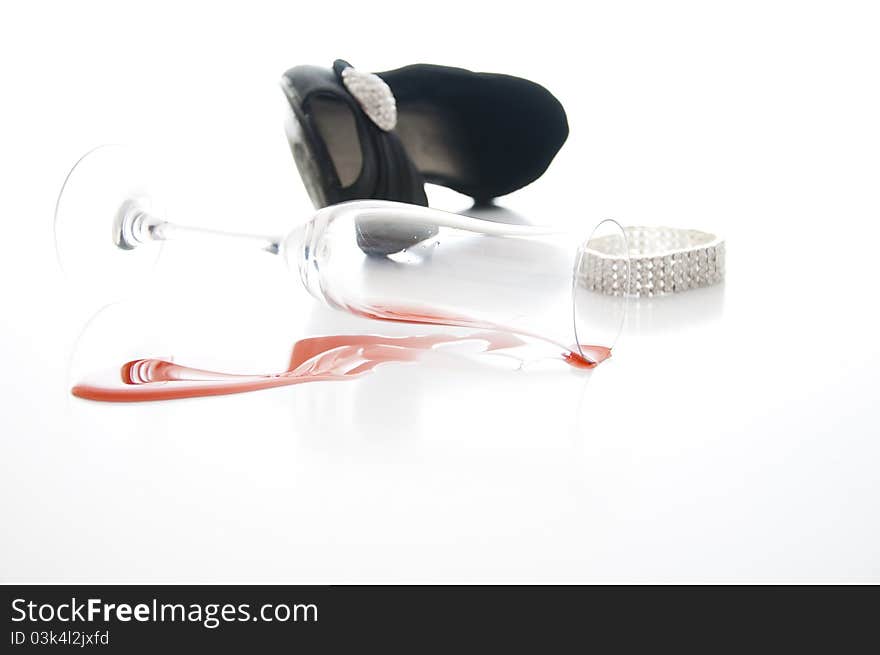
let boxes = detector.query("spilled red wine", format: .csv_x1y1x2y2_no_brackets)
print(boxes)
349,305,611,369
72,306,611,403
72,333,610,403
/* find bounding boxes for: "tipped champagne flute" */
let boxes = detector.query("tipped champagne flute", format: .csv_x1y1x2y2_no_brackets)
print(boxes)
54,145,631,368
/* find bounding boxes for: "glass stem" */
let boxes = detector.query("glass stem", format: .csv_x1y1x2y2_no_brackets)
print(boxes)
129,210,283,255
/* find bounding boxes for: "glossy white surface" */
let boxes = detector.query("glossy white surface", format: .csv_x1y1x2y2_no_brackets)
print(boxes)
1,0,879,582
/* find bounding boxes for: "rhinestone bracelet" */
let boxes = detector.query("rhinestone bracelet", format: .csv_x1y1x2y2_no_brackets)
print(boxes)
580,227,725,297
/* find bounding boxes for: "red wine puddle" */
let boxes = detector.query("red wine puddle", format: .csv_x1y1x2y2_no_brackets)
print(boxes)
72,307,610,403
349,305,611,368
72,333,610,403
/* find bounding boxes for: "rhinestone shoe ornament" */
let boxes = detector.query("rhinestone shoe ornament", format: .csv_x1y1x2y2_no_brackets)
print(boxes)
341,66,398,132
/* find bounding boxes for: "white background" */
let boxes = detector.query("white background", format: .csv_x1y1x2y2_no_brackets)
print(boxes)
1,0,879,582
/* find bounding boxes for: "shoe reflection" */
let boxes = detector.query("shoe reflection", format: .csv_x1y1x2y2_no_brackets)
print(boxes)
461,202,534,226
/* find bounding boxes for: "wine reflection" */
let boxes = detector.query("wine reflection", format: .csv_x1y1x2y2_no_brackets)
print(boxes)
289,302,595,446
67,291,592,422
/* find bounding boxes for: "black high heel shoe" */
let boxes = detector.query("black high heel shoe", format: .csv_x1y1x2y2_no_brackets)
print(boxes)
280,60,568,209
377,62,568,204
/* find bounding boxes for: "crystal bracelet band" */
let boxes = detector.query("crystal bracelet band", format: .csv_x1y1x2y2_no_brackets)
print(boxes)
580,227,725,297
